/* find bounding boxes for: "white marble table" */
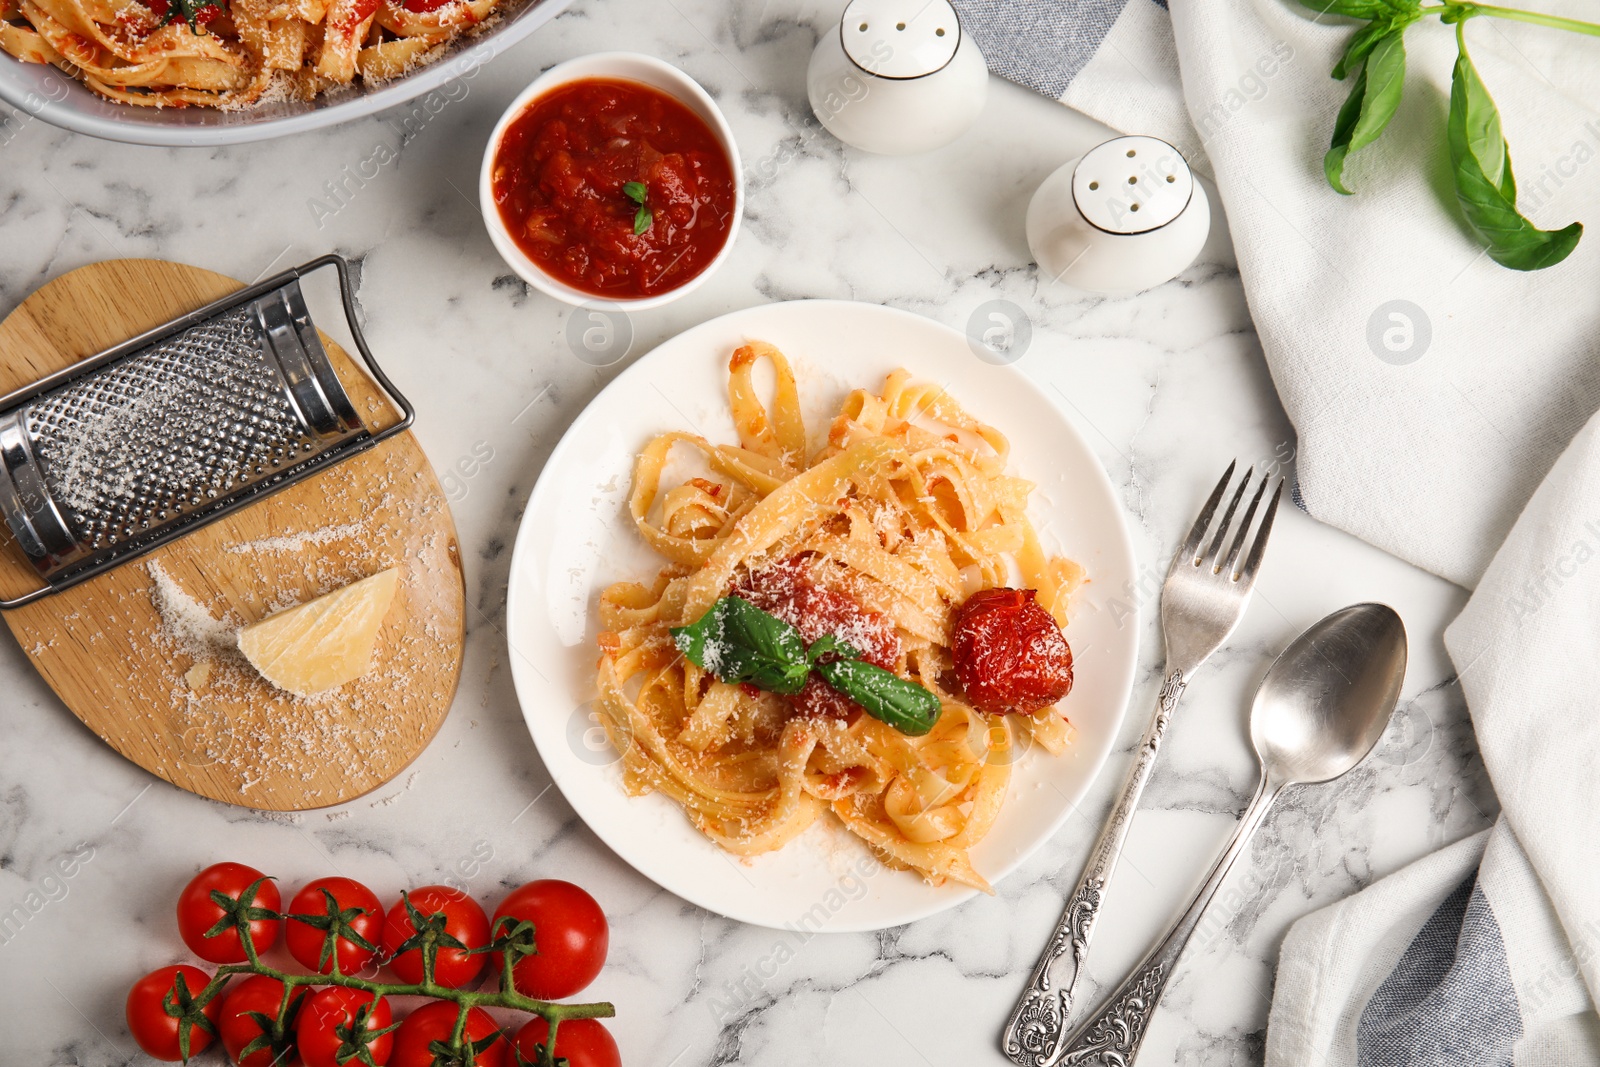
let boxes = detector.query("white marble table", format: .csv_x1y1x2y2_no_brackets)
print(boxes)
0,1,1494,1063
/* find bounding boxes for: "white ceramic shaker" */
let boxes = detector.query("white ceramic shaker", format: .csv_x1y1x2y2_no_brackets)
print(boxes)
806,0,987,155
1026,135,1211,297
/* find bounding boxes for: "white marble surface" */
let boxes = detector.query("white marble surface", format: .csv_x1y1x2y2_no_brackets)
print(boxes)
0,1,1496,1063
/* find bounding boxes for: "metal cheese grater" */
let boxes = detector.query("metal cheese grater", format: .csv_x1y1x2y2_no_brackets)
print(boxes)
0,254,413,609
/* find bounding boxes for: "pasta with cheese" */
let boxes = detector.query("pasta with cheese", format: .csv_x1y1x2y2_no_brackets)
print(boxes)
595,342,1086,892
0,0,496,108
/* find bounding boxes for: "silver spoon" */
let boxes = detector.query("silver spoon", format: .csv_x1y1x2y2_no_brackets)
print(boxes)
1051,602,1407,1066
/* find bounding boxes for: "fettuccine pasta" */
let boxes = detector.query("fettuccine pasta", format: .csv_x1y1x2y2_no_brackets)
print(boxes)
0,0,495,108
595,342,1086,892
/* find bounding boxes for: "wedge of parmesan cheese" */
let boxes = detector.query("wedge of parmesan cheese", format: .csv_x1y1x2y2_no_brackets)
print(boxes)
238,568,400,696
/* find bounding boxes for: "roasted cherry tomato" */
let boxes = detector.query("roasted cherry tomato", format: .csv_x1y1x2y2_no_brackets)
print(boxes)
296,987,393,1067
513,1018,620,1067
126,964,221,1062
177,862,282,964
391,1000,505,1067
382,885,489,988
491,880,608,1000
218,975,306,1067
951,587,1074,714
287,876,384,976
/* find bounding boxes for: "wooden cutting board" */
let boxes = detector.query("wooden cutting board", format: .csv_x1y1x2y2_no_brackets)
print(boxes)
0,260,466,811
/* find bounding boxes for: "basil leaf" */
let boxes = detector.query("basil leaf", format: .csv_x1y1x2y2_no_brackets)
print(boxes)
634,205,653,236
718,596,811,693
671,597,811,695
1332,17,1403,79
814,659,941,737
1325,67,1368,194
1447,40,1581,270
1324,29,1407,194
1452,40,1510,198
715,597,796,659
670,601,721,672
622,181,647,205
805,634,857,664
170,0,219,31
672,596,943,731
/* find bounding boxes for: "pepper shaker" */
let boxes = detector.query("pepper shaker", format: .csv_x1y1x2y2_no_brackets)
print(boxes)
1026,135,1211,297
807,0,987,155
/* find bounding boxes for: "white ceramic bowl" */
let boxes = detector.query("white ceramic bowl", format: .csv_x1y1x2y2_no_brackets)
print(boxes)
478,52,744,311
0,0,570,147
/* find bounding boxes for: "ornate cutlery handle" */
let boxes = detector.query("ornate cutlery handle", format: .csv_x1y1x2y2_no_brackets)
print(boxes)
1050,775,1282,1067
1001,668,1188,1067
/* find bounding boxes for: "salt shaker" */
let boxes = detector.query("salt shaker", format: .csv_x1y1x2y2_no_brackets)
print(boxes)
1026,135,1211,297
806,0,987,155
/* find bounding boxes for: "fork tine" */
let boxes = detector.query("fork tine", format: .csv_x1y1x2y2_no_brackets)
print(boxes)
1218,473,1269,577
1203,466,1254,568
1236,479,1284,585
1177,460,1236,564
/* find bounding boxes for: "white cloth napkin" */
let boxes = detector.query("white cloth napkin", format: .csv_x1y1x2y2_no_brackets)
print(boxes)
1170,0,1600,589
1154,8,1600,1062
1268,410,1600,1064
961,0,1600,588
957,0,1600,1059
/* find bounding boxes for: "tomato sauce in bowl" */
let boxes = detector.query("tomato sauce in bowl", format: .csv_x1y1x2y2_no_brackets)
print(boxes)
489,78,738,300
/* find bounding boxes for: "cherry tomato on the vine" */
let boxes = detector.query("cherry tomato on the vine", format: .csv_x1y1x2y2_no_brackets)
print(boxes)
287,876,384,976
219,975,306,1067
392,1000,506,1067
382,885,489,988
513,1018,620,1067
177,861,282,964
126,964,222,1062
491,880,608,1000
297,987,393,1067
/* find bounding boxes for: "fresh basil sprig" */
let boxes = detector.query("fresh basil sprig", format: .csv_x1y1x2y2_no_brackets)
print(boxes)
622,181,653,236
671,596,941,736
1300,0,1593,270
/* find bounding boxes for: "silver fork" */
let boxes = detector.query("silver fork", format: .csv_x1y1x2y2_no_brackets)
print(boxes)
1001,462,1283,1067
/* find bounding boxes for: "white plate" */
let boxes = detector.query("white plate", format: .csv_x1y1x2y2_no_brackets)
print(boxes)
505,300,1138,931
0,0,568,146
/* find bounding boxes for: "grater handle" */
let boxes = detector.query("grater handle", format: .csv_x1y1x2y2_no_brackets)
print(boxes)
309,253,415,439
